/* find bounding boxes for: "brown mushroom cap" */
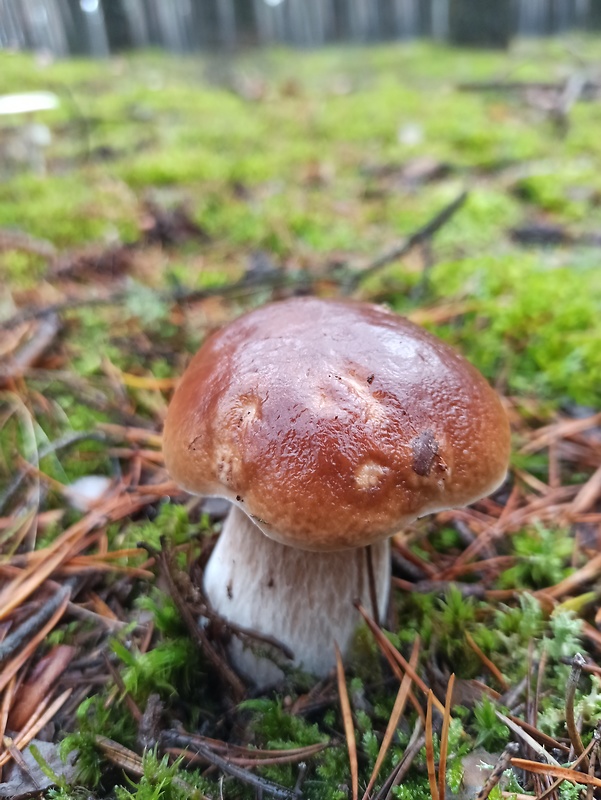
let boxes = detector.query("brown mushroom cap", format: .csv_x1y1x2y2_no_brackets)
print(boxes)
163,297,510,551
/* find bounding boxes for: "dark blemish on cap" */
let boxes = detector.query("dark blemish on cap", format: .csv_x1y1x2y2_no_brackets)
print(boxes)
226,580,233,600
411,430,439,477
366,374,375,385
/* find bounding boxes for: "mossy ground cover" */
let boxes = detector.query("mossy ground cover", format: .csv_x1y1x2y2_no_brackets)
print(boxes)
1,37,601,799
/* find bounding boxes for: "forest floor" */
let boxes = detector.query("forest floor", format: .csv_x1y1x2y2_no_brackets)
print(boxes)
2,37,601,800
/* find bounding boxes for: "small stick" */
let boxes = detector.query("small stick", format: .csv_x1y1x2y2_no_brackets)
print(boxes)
425,691,439,800
511,758,601,789
292,762,307,797
335,644,358,800
566,653,588,767
537,731,598,800
474,743,518,800
0,273,296,333
344,190,468,292
457,79,601,95
438,673,455,800
364,545,380,626
586,726,599,800
0,584,71,666
159,731,302,799
376,720,424,800
494,712,561,765
139,542,246,702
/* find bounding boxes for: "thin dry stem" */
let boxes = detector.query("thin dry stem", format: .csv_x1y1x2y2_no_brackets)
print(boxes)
335,643,358,800
425,691,439,800
362,637,420,800
438,673,455,800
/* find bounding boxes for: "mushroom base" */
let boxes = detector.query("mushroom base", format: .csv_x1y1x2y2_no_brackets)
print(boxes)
203,505,391,688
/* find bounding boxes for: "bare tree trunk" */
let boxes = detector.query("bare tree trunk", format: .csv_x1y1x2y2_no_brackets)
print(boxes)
574,0,590,28
102,0,134,50
121,0,149,47
431,0,449,39
348,0,376,41
449,0,513,47
253,0,271,44
216,0,236,48
393,0,420,39
589,0,601,27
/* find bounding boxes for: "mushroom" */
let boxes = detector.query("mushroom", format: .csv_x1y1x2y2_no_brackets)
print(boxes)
163,297,510,687
0,92,59,175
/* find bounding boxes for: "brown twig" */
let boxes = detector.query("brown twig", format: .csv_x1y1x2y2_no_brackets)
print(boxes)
0,689,73,768
474,743,518,800
139,541,246,703
159,730,303,799
377,721,425,800
344,190,468,292
0,584,72,666
457,79,601,97
565,653,588,767
0,228,56,259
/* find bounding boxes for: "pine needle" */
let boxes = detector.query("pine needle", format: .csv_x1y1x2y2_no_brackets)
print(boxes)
362,636,420,800
0,688,72,767
425,690,439,800
119,372,178,391
0,590,70,693
356,602,445,714
465,631,508,690
511,758,601,788
438,674,455,800
335,643,358,800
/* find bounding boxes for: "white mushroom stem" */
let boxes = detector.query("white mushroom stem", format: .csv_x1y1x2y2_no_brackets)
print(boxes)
203,504,391,688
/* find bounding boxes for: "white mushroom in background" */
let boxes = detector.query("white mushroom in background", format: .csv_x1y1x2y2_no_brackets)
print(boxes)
0,91,59,175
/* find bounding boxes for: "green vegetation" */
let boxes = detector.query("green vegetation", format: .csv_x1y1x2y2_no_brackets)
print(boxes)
2,36,601,799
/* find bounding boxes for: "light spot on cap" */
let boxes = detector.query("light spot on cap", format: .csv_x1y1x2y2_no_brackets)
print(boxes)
339,374,386,423
236,394,262,430
355,461,388,490
215,443,236,485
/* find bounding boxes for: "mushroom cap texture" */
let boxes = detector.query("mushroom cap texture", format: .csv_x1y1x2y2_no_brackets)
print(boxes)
163,298,511,551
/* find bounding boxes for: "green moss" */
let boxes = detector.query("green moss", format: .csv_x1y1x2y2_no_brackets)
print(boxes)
426,253,601,405
117,503,200,553
0,250,48,286
113,636,202,703
114,751,208,800
473,697,510,750
498,525,574,590
60,695,138,787
0,172,138,247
